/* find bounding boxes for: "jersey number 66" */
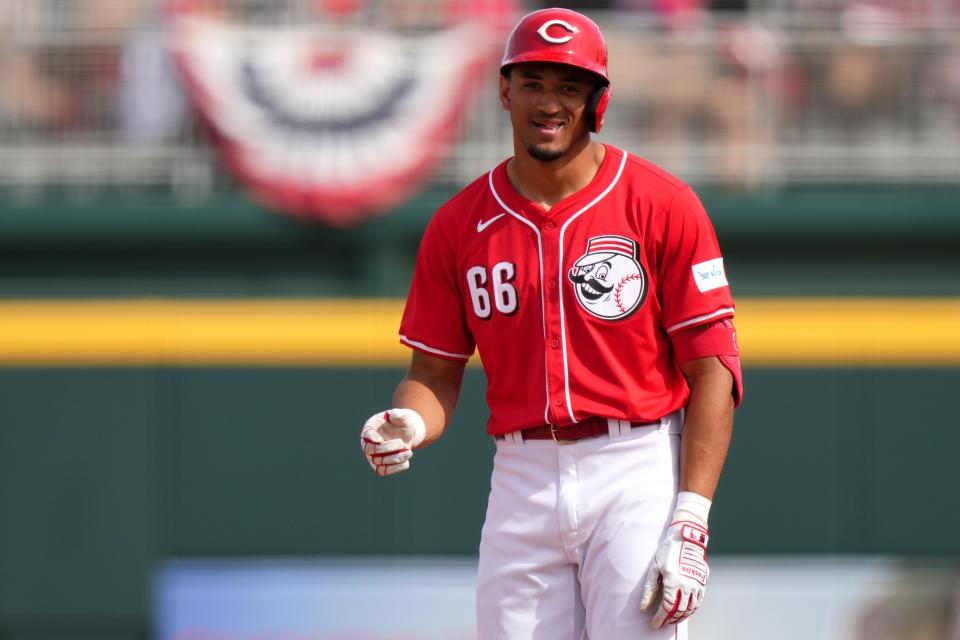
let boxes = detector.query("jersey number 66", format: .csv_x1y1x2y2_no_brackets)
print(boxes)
467,263,518,319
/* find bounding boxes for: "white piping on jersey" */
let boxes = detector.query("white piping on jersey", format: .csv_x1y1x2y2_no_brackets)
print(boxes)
487,172,551,425
399,335,472,360
557,150,628,422
665,307,736,334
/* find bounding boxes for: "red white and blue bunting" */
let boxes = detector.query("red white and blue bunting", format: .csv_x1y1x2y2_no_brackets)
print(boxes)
166,1,514,226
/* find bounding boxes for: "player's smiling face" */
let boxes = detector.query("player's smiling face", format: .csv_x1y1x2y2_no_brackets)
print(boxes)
500,62,595,162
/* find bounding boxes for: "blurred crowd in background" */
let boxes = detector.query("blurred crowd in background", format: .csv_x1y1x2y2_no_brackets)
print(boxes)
1,0,959,196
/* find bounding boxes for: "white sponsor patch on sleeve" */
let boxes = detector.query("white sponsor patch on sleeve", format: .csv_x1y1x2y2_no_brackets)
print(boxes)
692,258,729,292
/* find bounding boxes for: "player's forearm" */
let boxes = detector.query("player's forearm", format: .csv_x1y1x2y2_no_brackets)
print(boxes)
392,354,465,447
678,357,734,501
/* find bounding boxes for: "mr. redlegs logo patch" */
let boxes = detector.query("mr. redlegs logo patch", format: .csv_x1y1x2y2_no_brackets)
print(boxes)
568,235,648,320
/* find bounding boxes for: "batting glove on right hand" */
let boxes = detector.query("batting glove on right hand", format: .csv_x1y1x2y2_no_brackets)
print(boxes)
360,408,426,477
641,492,712,628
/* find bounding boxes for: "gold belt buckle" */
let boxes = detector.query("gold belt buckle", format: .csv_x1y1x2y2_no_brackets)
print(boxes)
550,423,576,445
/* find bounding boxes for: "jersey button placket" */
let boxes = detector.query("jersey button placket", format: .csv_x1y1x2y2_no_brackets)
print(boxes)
541,216,567,424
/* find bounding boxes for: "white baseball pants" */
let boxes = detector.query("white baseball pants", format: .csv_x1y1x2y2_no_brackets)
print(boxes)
476,411,687,640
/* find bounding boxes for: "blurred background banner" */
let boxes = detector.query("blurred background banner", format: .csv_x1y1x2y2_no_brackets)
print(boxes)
155,558,479,640
4,0,959,205
165,0,515,225
155,557,960,640
1,1,959,639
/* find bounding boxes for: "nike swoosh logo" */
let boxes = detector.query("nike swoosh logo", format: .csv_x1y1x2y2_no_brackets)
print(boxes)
477,213,506,233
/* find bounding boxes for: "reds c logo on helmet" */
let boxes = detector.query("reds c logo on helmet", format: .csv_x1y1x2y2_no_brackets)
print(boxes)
537,19,577,44
500,8,611,133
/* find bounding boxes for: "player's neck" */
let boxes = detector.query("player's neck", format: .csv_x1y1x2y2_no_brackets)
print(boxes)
507,140,606,212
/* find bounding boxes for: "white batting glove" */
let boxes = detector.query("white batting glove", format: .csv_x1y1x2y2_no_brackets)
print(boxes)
641,492,712,628
359,408,426,477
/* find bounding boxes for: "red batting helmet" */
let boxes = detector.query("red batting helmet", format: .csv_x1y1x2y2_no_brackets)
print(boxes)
500,8,611,133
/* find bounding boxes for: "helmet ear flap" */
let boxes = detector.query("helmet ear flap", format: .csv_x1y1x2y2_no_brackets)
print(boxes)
586,85,611,134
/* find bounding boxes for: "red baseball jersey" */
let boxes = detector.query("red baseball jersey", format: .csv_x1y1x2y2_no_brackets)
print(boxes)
399,145,735,436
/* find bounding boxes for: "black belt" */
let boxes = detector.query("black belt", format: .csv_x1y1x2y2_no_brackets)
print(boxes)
504,416,659,444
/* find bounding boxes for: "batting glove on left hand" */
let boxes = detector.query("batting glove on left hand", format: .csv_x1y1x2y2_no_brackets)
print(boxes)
641,492,712,628
360,408,426,477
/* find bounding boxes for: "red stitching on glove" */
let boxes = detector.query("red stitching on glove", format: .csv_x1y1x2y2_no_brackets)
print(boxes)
680,603,699,620
370,448,410,462
661,588,682,624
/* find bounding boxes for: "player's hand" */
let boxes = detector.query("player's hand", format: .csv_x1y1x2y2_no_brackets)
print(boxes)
640,493,711,628
360,408,426,477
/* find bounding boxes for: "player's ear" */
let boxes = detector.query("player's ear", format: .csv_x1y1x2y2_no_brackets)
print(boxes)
499,72,511,111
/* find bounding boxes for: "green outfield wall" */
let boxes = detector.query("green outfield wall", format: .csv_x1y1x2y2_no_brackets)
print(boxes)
0,184,958,638
1,184,959,298
1,367,959,639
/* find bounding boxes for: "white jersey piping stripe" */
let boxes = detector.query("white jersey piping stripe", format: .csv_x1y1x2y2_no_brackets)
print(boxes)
557,150,628,423
665,307,736,334
399,335,472,360
488,170,551,425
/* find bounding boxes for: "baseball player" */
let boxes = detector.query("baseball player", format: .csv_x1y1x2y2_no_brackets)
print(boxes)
360,7,742,639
